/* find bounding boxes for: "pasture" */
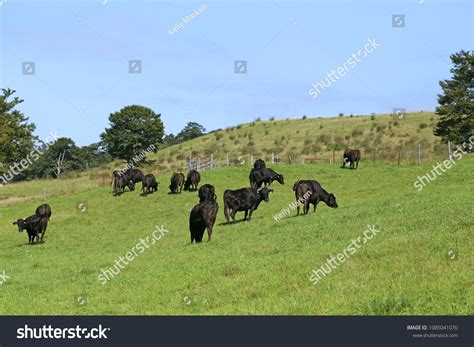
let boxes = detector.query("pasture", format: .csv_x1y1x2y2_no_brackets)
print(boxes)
0,160,472,315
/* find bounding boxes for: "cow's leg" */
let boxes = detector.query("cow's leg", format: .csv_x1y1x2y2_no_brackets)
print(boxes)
231,208,238,223
244,210,248,220
224,206,230,223
248,209,254,221
304,200,310,215
207,225,213,242
296,201,300,215
341,159,346,168
314,200,320,213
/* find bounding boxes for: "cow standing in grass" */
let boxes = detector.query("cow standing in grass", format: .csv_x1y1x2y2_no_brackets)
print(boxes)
342,149,361,169
189,184,218,243
249,168,284,188
223,187,272,223
112,170,135,195
143,174,159,194
184,170,201,191
293,179,338,215
169,172,185,194
13,215,49,244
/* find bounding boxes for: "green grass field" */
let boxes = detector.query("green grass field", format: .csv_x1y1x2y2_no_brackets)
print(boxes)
0,158,472,315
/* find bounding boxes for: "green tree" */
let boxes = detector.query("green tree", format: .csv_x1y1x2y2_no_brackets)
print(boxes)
0,89,36,167
176,122,206,142
434,50,474,147
101,105,164,161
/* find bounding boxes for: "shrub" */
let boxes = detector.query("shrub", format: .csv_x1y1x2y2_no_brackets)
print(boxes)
229,135,236,140
302,115,307,120
264,130,269,135
352,129,364,137
304,139,313,145
338,113,344,117
269,116,275,121
176,154,186,160
371,115,376,120
419,123,428,129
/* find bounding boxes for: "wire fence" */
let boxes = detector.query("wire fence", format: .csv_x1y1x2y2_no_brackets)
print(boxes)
186,142,462,171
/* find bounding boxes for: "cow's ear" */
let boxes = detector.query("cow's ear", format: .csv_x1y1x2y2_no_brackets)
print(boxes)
269,189,274,193
13,221,17,225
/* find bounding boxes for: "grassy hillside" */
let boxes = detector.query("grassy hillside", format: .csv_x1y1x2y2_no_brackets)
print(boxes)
149,112,445,172
0,159,472,315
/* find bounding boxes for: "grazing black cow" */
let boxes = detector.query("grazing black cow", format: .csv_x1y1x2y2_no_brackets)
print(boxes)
113,173,135,195
123,168,146,187
253,159,266,170
293,179,338,215
35,204,52,220
112,170,135,195
223,187,272,223
184,170,201,191
342,148,361,169
169,172,185,194
198,184,217,202
13,215,49,244
143,174,158,194
249,168,284,188
189,200,219,243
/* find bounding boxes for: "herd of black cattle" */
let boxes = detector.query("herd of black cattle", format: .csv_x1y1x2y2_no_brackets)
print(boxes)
12,148,361,244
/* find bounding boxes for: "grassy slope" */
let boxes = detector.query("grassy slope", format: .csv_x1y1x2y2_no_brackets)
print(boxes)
0,159,472,315
149,112,443,171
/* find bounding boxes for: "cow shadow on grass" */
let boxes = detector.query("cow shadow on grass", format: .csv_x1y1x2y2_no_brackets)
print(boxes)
218,216,264,226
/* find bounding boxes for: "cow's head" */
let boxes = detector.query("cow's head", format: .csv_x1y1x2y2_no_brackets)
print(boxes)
326,193,338,208
13,219,26,232
257,188,273,202
277,174,285,185
128,180,136,191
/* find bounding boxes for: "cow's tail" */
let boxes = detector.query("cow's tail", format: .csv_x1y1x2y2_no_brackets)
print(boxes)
223,191,230,221
292,179,300,192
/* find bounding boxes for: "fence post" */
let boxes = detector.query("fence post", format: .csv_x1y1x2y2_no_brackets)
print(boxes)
397,148,401,166
272,153,275,164
418,144,421,165
226,153,229,167
302,157,305,165
373,148,376,164
250,155,253,165
211,153,214,169
448,140,452,160
332,150,335,164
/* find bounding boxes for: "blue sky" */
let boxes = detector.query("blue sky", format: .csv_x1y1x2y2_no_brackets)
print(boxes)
1,0,472,146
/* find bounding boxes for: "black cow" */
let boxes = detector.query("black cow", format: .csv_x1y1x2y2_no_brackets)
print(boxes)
342,148,361,169
13,215,49,244
35,204,52,220
293,179,338,215
253,159,266,170
249,168,284,188
112,170,135,195
184,170,201,191
124,168,146,187
189,200,219,243
223,187,272,223
198,184,217,202
143,174,158,194
169,172,185,194
113,173,135,195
